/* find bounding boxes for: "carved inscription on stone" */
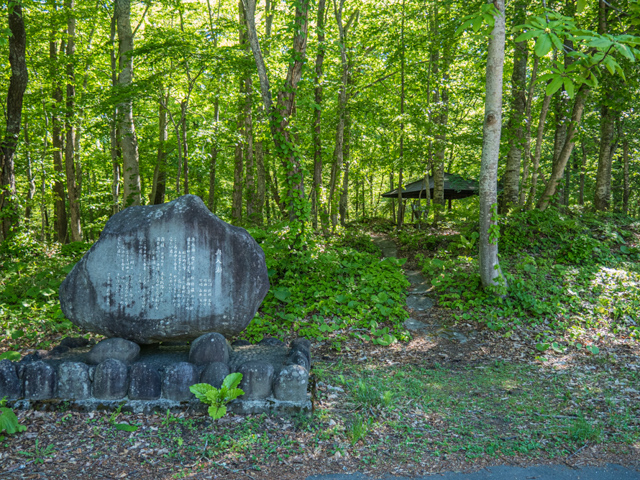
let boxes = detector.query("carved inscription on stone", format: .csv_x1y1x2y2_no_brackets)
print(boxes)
100,235,221,320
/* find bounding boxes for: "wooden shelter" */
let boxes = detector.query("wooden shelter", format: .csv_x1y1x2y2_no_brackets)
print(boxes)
381,172,479,207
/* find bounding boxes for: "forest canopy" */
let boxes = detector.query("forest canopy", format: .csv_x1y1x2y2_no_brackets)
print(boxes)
0,0,638,246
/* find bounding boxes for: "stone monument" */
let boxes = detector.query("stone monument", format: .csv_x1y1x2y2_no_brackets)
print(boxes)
59,194,270,343
0,195,311,414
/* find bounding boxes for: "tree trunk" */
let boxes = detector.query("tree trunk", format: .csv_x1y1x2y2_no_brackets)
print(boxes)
109,14,121,215
116,0,141,207
623,138,629,215
65,0,82,241
24,119,36,220
536,86,590,211
232,130,244,222
339,111,351,226
0,3,27,242
151,95,168,205
255,139,266,224
245,76,256,223
242,0,311,223
499,0,528,213
329,1,354,230
519,56,538,205
181,99,189,195
397,0,406,229
579,141,587,205
479,0,506,290
594,104,616,211
525,93,551,209
51,36,68,244
312,0,327,230
208,99,220,212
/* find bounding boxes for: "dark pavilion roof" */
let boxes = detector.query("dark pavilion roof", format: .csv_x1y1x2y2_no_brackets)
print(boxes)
381,172,479,200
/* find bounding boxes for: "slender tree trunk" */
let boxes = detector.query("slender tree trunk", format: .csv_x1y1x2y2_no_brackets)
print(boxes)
499,0,528,213
623,138,629,215
431,4,448,225
245,76,256,223
24,120,36,219
330,0,353,230
536,86,590,211
519,56,538,205
594,104,616,211
151,95,168,204
181,99,189,195
0,3,27,242
339,111,351,226
242,0,311,223
525,94,552,210
390,172,395,223
65,0,82,241
51,36,68,243
109,14,121,215
255,139,265,223
579,141,587,205
479,0,506,290
208,99,220,212
312,0,327,230
232,127,244,222
116,0,141,207
397,0,406,228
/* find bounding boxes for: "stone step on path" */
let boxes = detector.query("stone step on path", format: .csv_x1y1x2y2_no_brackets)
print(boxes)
370,235,469,344
305,464,640,480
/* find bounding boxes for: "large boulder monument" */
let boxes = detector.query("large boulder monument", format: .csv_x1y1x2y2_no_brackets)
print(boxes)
59,195,270,343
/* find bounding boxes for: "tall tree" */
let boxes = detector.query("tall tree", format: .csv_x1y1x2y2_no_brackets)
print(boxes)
311,0,327,230
242,0,311,224
51,27,68,243
115,0,141,207
65,0,82,241
478,0,506,290
499,0,528,213
0,1,28,242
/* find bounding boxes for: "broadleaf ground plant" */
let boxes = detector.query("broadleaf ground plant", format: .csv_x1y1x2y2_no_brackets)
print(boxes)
0,396,26,439
190,373,244,420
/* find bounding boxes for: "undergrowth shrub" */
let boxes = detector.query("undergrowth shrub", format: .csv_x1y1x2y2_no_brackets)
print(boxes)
417,208,640,339
246,226,409,348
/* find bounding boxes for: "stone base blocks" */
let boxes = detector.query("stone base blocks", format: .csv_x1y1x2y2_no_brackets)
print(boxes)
2,334,311,414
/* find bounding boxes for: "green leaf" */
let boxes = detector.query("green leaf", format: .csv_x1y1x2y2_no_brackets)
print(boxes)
563,77,575,98
189,383,215,401
615,43,635,62
586,345,600,354
114,423,138,432
536,342,550,352
208,405,226,420
546,75,564,96
0,403,26,435
535,34,553,57
515,30,539,42
0,351,20,361
273,287,292,303
577,0,586,13
222,372,243,390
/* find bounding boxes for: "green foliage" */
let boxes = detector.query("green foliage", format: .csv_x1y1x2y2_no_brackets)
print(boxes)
108,402,139,432
0,236,88,349
416,209,640,339
0,396,26,438
245,227,409,347
190,373,244,420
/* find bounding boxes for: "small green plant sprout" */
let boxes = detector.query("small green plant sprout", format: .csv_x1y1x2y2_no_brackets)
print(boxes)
0,396,26,439
190,373,244,420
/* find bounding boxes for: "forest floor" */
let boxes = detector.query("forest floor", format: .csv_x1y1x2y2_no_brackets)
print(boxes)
1,325,639,480
2,214,640,479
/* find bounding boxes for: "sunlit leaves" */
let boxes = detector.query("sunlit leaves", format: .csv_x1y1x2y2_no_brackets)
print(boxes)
455,3,499,36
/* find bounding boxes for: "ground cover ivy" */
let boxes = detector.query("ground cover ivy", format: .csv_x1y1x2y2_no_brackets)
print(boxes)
414,208,640,342
245,226,410,347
